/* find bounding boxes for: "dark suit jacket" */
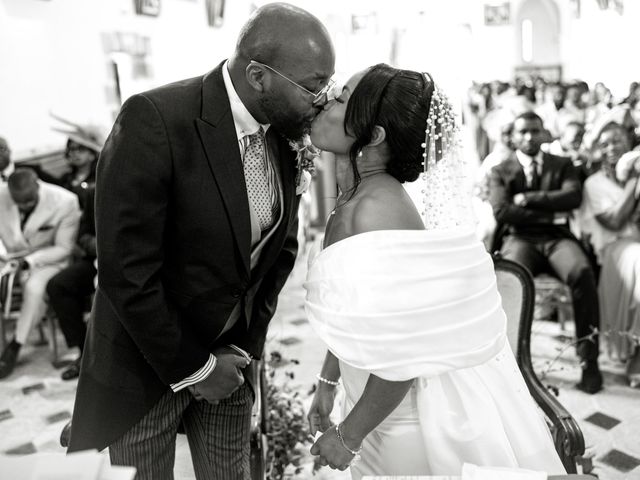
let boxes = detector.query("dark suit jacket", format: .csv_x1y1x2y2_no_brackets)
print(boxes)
488,152,582,252
69,62,300,451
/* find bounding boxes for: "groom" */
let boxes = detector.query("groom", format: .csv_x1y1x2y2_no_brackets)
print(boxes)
68,3,335,479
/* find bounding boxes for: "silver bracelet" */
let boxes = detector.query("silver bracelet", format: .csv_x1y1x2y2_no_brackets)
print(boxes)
316,373,339,386
335,423,362,456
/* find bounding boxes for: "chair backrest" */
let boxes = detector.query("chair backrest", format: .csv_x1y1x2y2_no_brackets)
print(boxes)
492,255,585,474
493,256,536,359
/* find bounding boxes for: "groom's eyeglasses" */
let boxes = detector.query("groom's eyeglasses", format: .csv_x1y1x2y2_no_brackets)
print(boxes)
249,60,335,108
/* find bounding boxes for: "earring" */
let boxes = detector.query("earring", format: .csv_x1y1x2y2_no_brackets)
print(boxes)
357,150,363,158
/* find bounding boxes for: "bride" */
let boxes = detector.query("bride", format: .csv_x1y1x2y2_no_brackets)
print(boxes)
304,64,566,477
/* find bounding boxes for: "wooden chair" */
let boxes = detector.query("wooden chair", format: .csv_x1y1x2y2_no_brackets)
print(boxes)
493,255,585,474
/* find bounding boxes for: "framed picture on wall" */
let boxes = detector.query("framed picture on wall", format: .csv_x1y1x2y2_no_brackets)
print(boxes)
514,64,563,83
484,3,511,26
205,0,225,27
134,0,161,17
570,0,581,18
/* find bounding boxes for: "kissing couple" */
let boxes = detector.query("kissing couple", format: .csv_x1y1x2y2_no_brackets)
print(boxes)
67,2,565,479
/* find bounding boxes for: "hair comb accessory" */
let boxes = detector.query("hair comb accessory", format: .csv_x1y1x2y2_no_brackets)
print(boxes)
418,73,473,231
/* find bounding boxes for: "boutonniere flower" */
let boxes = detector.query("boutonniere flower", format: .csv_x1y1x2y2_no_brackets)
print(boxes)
289,135,320,195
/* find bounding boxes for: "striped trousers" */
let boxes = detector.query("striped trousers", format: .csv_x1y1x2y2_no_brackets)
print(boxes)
109,383,254,480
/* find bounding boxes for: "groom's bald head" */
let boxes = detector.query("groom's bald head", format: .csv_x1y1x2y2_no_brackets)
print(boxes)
233,3,333,68
228,3,335,140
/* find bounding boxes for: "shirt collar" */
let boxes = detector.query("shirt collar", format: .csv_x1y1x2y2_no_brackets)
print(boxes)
222,60,270,141
515,149,542,168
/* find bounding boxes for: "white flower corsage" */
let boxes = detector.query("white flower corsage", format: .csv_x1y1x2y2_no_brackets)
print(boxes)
289,135,320,195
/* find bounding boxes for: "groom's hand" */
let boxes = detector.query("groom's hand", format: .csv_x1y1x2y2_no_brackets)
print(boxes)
192,349,250,404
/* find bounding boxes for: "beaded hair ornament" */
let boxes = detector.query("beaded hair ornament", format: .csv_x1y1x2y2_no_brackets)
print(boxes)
419,73,473,231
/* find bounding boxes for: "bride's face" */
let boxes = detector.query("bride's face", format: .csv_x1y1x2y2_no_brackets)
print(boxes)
310,70,366,154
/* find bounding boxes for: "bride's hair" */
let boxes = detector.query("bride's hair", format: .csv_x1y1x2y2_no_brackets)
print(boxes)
344,63,434,190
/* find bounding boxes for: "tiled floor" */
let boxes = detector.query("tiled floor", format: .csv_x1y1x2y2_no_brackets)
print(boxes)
1,238,639,479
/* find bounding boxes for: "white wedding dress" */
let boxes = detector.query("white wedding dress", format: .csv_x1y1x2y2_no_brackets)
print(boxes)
304,228,565,478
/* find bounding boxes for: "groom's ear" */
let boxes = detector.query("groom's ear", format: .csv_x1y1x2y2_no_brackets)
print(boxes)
245,64,266,92
368,125,386,147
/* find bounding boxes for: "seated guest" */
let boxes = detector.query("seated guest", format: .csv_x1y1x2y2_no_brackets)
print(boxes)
542,121,591,178
489,111,603,394
50,116,104,210
536,82,566,139
46,187,96,380
473,120,514,247
557,83,587,131
0,169,80,379
579,122,640,388
57,132,101,210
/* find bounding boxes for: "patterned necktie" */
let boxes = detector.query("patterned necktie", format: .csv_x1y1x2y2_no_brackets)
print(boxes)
243,129,279,231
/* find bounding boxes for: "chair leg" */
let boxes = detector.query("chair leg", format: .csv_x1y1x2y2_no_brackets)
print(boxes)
0,311,6,351
0,271,16,350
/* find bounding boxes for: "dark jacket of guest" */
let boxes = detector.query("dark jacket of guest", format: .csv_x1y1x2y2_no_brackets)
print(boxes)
488,152,582,251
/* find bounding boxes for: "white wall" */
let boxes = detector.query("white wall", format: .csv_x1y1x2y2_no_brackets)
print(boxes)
458,0,637,98
562,0,640,97
0,0,252,157
1,0,637,157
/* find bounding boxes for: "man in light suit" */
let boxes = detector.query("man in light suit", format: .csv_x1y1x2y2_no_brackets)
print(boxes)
489,110,603,394
0,168,81,378
69,3,335,479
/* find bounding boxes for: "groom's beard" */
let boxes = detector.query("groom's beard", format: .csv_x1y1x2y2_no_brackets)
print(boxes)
259,96,311,142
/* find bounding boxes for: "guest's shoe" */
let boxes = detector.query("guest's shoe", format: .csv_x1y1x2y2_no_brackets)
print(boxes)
576,360,603,394
61,357,81,381
0,340,21,379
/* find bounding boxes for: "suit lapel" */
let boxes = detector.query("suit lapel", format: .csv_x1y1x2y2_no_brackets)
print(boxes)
504,155,527,193
22,183,51,238
196,64,252,275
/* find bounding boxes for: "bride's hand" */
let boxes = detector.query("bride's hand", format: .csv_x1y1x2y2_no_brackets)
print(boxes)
310,425,356,471
307,383,337,435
